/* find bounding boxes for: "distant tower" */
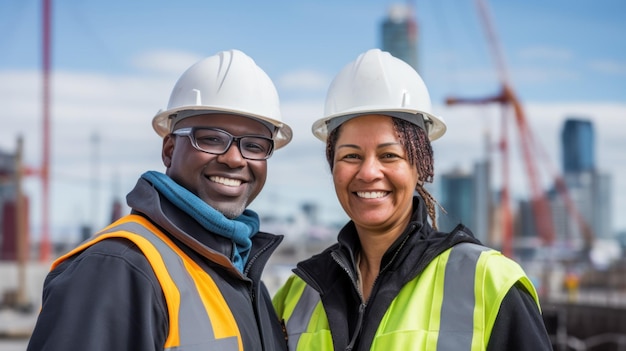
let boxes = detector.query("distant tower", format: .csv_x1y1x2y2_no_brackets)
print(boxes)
473,129,492,244
0,149,18,259
0,142,30,261
562,118,594,173
380,3,418,71
473,160,491,243
554,118,613,242
593,172,613,239
439,168,475,234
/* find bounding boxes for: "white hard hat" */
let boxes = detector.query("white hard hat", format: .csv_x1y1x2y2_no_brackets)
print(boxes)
312,48,446,142
152,49,293,149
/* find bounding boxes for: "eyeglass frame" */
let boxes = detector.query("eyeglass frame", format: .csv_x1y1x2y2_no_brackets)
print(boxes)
171,127,275,160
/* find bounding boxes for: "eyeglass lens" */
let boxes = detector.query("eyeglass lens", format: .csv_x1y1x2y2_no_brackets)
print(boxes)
192,128,273,160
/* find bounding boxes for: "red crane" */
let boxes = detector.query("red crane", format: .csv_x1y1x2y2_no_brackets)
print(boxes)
40,0,52,261
446,0,593,256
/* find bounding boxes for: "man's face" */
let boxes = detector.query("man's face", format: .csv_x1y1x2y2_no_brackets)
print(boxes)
162,113,272,218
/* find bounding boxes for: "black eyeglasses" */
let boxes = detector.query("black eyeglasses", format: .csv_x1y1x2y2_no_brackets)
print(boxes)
172,127,274,160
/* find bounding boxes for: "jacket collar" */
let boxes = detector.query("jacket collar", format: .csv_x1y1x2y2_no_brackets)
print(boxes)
296,196,480,291
335,196,430,267
126,177,283,278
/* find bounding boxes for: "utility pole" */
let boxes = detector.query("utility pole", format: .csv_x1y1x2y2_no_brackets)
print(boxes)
15,136,29,308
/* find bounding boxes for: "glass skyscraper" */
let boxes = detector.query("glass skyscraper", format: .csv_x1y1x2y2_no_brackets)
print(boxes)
554,118,613,241
439,169,475,234
380,4,418,71
562,118,595,173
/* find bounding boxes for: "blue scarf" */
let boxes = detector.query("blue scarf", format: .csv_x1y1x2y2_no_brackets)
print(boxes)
141,171,259,272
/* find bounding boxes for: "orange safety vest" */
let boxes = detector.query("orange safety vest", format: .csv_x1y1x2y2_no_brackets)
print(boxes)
53,214,243,350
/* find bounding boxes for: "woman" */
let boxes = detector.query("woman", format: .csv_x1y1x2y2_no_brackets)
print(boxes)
273,49,552,350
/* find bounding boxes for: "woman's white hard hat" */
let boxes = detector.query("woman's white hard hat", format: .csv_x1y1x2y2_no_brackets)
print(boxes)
312,48,446,142
152,49,293,149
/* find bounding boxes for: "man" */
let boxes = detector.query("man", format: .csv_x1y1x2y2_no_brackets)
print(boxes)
27,49,292,351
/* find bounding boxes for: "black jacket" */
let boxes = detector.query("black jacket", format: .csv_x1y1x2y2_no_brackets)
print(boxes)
27,177,287,351
292,196,552,350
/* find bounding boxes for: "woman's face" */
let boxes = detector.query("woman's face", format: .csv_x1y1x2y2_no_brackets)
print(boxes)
332,114,419,233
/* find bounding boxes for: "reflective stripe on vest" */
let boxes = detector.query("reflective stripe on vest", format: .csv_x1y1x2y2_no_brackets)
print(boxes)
437,243,488,351
53,215,242,351
275,242,537,351
286,283,322,350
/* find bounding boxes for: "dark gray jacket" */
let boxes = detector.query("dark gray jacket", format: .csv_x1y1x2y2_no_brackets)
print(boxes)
27,177,287,351
291,196,552,350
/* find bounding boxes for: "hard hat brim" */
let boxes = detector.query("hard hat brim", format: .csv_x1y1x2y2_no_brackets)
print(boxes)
311,107,446,142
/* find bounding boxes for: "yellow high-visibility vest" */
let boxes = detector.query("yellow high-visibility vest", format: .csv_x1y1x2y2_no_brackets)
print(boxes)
274,243,539,351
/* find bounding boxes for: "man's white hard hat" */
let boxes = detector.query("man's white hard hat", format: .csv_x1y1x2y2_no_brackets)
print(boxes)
153,49,293,149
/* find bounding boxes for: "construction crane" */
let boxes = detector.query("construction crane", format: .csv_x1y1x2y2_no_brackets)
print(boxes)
445,0,594,257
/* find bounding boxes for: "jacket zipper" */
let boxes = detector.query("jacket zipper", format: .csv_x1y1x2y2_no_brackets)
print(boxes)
345,303,366,351
244,235,281,351
331,251,364,302
336,224,415,351
331,251,366,351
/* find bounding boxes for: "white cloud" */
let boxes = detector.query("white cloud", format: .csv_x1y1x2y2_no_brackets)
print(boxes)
131,50,203,76
589,59,626,76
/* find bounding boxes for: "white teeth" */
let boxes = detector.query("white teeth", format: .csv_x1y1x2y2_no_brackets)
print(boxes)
356,191,387,199
210,176,242,187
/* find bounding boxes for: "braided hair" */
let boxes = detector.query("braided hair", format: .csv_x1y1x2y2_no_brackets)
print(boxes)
325,116,439,229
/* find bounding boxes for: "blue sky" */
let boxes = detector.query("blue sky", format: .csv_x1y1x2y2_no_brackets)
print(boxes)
1,0,625,243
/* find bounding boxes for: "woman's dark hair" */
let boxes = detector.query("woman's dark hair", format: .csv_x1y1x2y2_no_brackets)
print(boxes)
325,116,439,229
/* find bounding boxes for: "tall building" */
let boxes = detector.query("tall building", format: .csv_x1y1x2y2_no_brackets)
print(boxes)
439,168,475,234
473,160,491,243
0,149,19,260
380,3,418,71
562,118,595,173
551,118,614,245
516,199,536,239
593,172,612,239
438,132,492,244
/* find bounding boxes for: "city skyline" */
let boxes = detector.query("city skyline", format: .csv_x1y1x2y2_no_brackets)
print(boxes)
0,1,624,243
438,117,615,257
